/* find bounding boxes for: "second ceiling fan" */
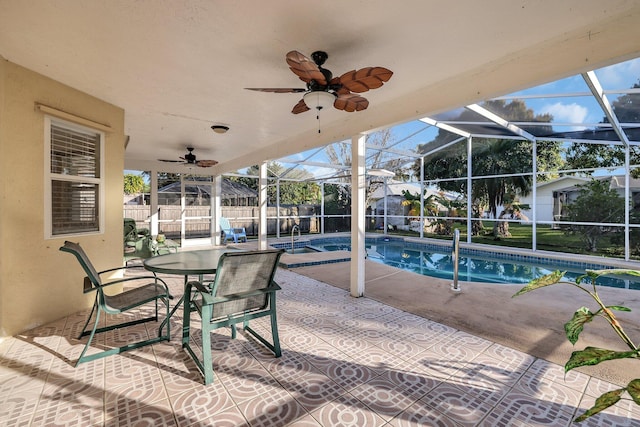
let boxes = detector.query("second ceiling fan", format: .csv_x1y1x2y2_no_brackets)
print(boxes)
245,50,393,114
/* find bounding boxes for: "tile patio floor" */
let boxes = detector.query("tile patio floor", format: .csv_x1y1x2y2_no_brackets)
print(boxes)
1,268,639,426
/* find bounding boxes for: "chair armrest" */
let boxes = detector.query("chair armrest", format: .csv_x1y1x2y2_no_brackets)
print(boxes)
186,281,211,294
101,275,173,299
232,227,246,233
200,286,278,306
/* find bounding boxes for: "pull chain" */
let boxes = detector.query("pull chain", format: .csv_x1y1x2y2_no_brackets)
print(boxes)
316,106,323,133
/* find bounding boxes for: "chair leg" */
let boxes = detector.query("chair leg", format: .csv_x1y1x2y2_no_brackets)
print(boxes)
200,304,214,385
158,296,170,341
269,311,282,357
75,308,102,367
182,294,192,348
78,296,99,339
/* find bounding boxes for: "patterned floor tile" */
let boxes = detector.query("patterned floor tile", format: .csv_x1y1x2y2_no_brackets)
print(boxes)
170,385,237,425
286,370,348,412
514,368,584,413
389,398,463,427
521,358,590,393
576,391,640,427
30,390,104,427
477,391,574,427
420,382,506,426
318,359,381,392
105,399,177,426
310,393,387,427
238,388,309,427
216,365,283,404
349,376,422,421
0,385,42,427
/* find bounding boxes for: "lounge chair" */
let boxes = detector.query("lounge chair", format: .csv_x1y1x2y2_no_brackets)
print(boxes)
60,241,172,366
219,216,247,243
182,249,284,384
123,218,153,264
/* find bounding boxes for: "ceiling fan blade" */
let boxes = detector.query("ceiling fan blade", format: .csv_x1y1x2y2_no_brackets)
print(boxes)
196,160,218,167
245,87,306,93
158,159,184,163
334,93,369,112
292,98,310,114
286,50,326,85
338,67,393,93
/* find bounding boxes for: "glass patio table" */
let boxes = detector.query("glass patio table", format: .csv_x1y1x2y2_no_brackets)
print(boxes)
144,248,244,321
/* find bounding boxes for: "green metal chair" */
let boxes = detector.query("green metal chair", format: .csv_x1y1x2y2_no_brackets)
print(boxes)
182,249,284,384
60,241,172,366
124,218,153,264
219,216,247,243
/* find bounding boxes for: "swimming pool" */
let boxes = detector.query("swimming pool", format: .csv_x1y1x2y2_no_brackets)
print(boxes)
301,236,640,290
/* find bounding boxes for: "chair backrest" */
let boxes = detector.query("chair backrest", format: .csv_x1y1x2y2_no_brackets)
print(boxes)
124,218,138,241
209,249,284,318
219,217,232,232
59,241,103,289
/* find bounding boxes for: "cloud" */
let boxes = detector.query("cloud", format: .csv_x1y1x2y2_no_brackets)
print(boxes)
595,58,640,89
540,102,589,124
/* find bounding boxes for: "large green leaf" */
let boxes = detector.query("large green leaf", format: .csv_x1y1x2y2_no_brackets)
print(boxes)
564,307,594,345
586,268,640,278
512,270,565,297
628,378,640,405
574,389,624,422
566,347,639,372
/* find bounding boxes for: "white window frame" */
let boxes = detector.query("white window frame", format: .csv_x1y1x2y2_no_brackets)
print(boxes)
44,116,105,239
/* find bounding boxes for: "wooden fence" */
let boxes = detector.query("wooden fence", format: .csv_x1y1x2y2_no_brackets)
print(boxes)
123,205,324,237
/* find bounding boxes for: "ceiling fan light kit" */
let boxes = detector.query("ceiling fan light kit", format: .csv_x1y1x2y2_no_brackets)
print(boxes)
303,91,336,111
245,50,393,128
211,125,229,134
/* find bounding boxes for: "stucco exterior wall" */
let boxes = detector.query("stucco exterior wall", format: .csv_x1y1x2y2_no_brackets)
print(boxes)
0,59,125,338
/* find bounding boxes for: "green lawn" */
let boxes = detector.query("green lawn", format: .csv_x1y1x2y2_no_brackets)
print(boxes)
393,222,633,260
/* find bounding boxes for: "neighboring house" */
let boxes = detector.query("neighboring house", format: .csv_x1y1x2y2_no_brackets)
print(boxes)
519,176,590,224
520,175,640,226
368,181,419,228
368,181,451,229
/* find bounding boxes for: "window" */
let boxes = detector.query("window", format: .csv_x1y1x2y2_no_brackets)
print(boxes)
45,117,104,237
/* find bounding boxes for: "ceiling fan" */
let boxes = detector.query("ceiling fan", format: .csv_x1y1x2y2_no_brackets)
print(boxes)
158,147,218,168
245,50,393,114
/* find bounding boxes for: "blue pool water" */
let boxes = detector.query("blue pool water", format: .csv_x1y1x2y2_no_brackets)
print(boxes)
305,237,640,290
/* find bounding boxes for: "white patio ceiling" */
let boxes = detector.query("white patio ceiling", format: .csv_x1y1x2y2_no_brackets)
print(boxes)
1,1,640,178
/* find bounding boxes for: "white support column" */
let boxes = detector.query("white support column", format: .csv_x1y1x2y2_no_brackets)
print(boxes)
420,157,425,239
258,162,268,250
320,182,325,235
213,175,222,246
350,134,366,297
383,177,388,235
150,169,159,236
466,136,473,243
276,179,281,239
625,146,631,261
531,140,537,251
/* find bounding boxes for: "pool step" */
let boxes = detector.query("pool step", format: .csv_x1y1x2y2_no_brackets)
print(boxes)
279,250,351,268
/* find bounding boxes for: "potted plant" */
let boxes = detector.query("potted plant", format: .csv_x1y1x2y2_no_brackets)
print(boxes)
513,269,640,422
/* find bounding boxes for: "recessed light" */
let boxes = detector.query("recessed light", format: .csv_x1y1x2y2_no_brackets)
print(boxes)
211,125,229,134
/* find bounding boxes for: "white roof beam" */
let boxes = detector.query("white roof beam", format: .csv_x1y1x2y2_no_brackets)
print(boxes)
465,103,536,141
582,71,630,148
420,117,471,138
